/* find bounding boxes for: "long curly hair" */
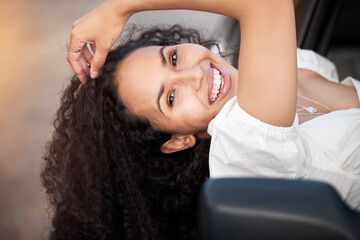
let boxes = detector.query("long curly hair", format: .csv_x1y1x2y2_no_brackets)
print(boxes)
41,25,228,240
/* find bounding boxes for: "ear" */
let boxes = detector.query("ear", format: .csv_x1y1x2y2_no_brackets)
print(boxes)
160,135,196,154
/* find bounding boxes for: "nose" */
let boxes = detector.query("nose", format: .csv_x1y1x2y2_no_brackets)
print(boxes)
173,66,203,91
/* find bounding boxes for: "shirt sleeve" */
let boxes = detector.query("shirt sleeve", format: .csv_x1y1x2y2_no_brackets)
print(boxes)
207,97,310,179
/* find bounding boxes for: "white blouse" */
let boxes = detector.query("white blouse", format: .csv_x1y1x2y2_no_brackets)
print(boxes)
207,49,360,210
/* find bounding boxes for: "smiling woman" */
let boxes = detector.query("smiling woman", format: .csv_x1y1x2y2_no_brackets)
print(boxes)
42,25,214,240
116,44,237,137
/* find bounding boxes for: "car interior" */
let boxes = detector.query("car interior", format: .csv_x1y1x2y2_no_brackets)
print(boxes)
199,1,360,239
200,178,360,240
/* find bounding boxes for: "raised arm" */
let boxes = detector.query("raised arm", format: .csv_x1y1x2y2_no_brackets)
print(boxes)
68,0,297,126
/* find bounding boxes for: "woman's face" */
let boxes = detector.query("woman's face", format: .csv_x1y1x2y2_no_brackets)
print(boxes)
116,43,238,136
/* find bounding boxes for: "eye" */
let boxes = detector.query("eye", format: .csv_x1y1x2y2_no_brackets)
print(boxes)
170,51,177,67
168,90,175,107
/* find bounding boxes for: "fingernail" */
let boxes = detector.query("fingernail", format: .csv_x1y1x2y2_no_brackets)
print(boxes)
90,71,99,79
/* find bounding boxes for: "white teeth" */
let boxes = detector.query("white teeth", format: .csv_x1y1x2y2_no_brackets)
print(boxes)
210,67,224,103
212,88,219,95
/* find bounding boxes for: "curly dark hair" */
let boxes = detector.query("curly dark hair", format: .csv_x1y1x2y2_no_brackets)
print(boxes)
41,25,229,240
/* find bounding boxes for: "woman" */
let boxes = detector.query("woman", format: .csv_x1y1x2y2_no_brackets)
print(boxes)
42,25,213,240
43,0,360,239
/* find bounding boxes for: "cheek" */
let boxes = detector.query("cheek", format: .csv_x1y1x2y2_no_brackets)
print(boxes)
179,98,211,128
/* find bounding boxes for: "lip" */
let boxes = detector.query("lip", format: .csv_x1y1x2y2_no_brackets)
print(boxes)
208,63,231,104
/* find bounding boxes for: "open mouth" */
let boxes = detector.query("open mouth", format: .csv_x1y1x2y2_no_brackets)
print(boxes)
209,63,228,104
208,64,231,104
210,67,224,103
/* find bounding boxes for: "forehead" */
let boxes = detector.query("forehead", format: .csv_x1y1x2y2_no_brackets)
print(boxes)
115,46,164,123
117,45,162,73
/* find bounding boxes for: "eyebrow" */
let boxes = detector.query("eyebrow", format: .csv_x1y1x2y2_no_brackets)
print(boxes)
160,46,166,65
157,83,165,114
156,47,167,114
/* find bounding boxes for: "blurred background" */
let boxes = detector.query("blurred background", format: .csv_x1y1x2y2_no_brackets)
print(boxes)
0,0,359,239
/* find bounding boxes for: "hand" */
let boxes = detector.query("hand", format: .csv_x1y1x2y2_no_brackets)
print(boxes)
67,0,130,83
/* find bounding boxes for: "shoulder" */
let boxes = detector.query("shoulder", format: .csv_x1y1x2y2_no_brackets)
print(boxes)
207,97,309,179
208,97,298,138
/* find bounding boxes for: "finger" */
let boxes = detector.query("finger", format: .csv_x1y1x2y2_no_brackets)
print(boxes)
67,51,87,84
83,44,94,65
77,73,87,84
68,31,85,54
67,39,87,78
79,55,90,77
89,45,110,79
76,57,90,84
